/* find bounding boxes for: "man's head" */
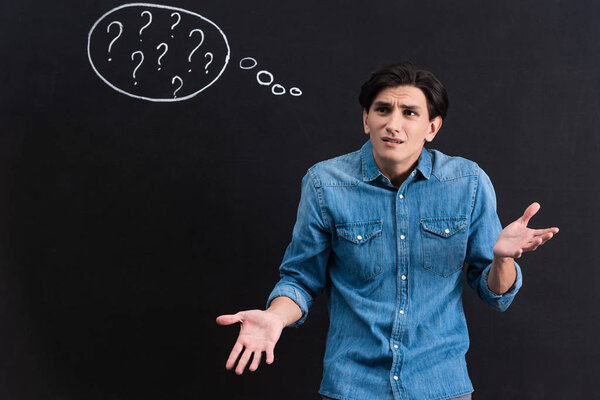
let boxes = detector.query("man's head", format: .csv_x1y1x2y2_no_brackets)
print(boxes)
358,61,448,122
358,62,448,180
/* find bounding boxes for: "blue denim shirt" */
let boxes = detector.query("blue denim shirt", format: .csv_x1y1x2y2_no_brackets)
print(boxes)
267,139,522,400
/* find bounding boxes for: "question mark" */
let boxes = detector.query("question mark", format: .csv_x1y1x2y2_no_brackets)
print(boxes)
106,21,123,62
187,29,204,72
131,51,144,86
170,12,181,38
171,75,183,98
203,52,213,74
156,43,168,71
139,10,152,42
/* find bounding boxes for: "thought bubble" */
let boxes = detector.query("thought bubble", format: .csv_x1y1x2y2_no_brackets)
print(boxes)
87,3,230,102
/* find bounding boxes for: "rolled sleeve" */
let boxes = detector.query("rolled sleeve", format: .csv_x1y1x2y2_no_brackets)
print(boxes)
265,169,331,327
465,167,523,312
475,260,523,311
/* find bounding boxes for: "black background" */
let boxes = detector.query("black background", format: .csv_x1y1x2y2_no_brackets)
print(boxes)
1,1,598,399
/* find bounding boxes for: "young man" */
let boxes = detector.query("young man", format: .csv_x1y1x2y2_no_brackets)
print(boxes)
217,62,558,400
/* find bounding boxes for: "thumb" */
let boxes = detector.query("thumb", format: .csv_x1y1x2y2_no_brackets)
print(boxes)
520,202,540,225
216,312,242,326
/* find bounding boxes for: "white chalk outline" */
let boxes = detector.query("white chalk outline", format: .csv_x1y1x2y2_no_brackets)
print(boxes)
139,10,152,41
106,21,123,61
88,3,231,102
256,70,273,86
131,50,144,85
170,12,180,37
156,42,168,70
239,57,257,70
172,75,183,97
290,87,302,96
204,52,213,74
271,84,285,95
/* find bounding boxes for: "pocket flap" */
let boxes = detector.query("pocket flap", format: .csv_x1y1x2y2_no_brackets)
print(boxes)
420,218,467,238
336,220,383,244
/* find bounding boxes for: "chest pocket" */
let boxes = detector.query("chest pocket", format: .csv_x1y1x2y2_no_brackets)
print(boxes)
420,218,468,277
334,219,383,281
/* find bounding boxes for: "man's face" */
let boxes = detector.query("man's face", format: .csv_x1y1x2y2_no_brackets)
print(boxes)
363,85,442,170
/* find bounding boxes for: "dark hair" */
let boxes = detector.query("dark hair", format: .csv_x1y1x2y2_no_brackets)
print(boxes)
358,61,449,121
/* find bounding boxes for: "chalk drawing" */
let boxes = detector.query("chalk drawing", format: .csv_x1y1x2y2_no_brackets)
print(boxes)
204,52,213,74
271,84,285,96
171,75,183,97
131,50,144,85
106,21,123,61
88,4,301,100
242,58,302,97
139,10,152,41
88,3,230,102
187,28,205,72
156,42,168,70
256,70,274,86
239,57,257,70
170,12,180,38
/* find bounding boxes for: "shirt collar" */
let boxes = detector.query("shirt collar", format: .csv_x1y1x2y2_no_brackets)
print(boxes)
361,139,432,182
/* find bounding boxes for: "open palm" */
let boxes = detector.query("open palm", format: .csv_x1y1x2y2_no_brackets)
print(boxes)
493,202,559,259
216,309,286,375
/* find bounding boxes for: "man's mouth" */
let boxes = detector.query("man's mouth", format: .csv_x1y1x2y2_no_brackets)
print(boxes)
382,137,404,144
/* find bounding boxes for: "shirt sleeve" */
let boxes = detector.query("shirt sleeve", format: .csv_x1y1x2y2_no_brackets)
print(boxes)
465,167,523,312
265,169,331,327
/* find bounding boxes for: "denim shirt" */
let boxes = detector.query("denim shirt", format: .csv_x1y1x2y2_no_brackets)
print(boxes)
266,139,522,400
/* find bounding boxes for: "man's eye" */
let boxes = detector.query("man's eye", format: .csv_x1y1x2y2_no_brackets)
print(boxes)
404,110,417,116
376,107,389,113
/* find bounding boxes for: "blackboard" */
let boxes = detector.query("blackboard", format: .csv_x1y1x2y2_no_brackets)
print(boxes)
1,1,598,399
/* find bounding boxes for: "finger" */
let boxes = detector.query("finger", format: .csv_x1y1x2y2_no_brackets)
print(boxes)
235,347,253,375
529,232,554,245
520,202,541,225
216,313,242,326
248,351,263,372
532,227,559,236
225,342,244,370
265,347,275,365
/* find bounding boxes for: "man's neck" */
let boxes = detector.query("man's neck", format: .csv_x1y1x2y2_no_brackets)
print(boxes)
373,154,420,188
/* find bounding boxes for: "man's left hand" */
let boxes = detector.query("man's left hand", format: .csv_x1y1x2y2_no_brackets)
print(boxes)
493,202,559,259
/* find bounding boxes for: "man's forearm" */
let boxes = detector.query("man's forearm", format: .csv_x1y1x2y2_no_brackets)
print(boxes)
487,256,517,295
266,296,303,327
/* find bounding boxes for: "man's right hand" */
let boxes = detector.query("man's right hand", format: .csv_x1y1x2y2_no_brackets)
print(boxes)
216,309,287,375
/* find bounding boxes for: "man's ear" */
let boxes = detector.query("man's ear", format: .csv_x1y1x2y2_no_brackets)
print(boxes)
425,116,442,142
363,109,370,135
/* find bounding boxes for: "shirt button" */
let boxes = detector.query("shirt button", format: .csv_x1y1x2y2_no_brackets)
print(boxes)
444,228,450,234
400,235,405,240
399,194,404,199
394,344,399,349
399,310,405,314
356,235,363,240
401,275,406,280
393,375,399,381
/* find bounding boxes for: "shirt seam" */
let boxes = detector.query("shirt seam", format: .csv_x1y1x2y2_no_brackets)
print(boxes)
308,168,331,233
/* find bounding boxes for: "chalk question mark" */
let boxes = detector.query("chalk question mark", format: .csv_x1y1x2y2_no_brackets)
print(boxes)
171,75,183,98
204,52,213,74
156,43,168,70
139,10,152,42
187,29,204,72
106,21,123,62
170,12,181,38
131,50,144,86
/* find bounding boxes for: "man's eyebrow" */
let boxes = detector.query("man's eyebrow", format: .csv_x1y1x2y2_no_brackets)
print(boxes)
373,101,422,110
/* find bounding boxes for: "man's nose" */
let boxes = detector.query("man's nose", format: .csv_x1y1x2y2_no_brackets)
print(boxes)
386,110,403,134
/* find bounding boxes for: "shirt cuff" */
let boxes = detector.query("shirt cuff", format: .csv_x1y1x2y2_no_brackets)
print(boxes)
266,282,312,327
479,260,523,311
